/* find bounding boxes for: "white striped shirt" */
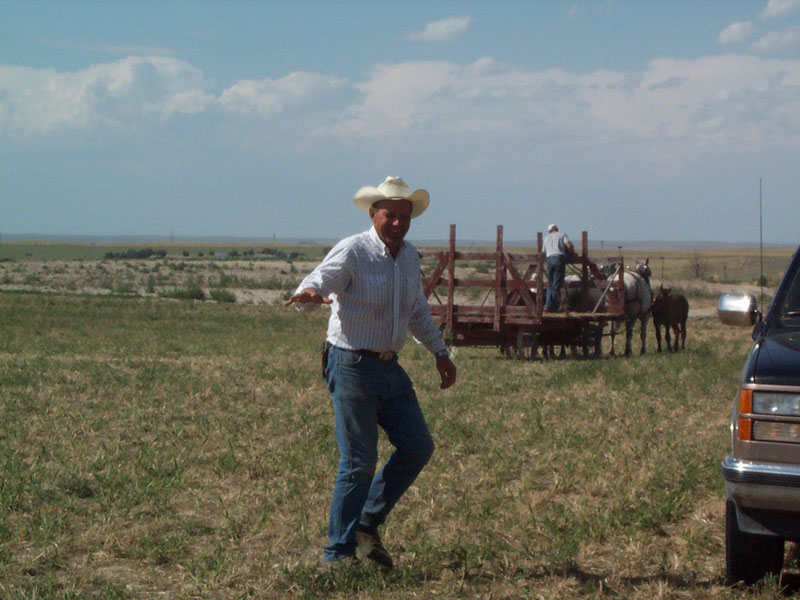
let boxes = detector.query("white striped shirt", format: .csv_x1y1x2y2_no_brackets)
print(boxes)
295,227,446,355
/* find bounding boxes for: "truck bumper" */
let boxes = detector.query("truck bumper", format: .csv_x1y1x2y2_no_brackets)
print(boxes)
722,455,800,539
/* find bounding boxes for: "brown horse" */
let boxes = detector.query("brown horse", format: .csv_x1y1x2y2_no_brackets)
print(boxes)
652,287,689,352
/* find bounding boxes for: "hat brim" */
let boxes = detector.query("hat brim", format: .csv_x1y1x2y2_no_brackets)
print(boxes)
353,187,430,219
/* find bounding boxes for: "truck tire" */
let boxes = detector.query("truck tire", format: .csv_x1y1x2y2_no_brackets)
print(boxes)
725,500,784,585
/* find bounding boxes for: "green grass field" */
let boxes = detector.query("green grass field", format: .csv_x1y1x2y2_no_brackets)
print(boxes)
2,285,798,599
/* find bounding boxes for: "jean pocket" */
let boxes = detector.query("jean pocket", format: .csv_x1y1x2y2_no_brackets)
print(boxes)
335,350,363,367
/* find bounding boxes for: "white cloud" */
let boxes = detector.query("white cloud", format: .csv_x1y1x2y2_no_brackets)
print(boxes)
164,90,214,116
759,0,800,18
329,62,454,136
408,16,472,43
0,56,211,136
752,25,800,52
0,58,347,136
718,21,757,45
219,72,347,118
322,53,800,179
584,55,800,148
567,5,582,21
3,52,799,177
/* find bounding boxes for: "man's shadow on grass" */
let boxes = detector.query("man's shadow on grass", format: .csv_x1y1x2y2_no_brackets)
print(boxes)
437,559,800,596
515,563,800,596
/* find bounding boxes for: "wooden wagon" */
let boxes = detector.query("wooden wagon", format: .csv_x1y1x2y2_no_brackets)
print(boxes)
420,225,626,359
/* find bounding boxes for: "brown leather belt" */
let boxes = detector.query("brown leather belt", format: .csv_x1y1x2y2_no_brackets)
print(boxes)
358,349,398,362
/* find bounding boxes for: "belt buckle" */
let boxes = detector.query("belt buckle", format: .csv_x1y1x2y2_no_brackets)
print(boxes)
377,351,396,361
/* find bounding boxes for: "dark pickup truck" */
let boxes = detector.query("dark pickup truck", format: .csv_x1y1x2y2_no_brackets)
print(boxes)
718,244,800,585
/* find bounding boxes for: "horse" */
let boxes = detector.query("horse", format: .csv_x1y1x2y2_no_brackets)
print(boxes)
651,287,689,352
564,272,606,312
608,259,653,357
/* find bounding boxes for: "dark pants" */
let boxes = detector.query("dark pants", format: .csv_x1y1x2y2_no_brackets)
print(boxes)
546,254,566,310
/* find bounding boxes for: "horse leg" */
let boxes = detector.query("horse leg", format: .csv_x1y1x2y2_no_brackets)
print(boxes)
609,323,617,356
640,314,649,354
655,322,663,352
679,320,686,351
594,325,603,358
665,323,672,352
671,323,681,351
625,319,634,357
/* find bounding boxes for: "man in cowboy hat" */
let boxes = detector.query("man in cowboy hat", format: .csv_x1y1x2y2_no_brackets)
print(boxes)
543,223,574,312
285,176,457,569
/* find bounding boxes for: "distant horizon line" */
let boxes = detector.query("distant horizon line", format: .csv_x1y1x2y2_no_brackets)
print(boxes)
0,232,794,250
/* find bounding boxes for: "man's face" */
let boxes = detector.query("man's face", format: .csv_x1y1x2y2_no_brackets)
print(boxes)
370,199,412,251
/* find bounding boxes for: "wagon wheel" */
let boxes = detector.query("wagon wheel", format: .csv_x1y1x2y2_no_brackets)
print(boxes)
439,324,458,359
514,328,538,361
581,324,603,358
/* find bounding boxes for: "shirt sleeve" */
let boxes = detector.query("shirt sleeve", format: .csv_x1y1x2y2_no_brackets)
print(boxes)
408,272,447,354
294,238,352,298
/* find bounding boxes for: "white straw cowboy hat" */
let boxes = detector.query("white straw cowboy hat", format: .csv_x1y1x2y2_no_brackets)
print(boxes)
353,176,430,218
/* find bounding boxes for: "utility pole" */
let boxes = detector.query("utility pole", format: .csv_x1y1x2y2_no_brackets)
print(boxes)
760,179,764,313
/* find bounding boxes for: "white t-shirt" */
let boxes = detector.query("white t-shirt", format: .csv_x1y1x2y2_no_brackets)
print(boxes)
544,231,570,257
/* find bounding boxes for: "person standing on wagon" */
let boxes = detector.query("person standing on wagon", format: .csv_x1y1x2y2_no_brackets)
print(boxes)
543,223,574,312
284,176,457,569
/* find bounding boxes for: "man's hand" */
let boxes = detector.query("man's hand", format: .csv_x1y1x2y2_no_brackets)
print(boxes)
284,287,332,306
435,355,457,390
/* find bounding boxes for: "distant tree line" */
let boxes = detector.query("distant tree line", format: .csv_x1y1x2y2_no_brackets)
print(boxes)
103,248,168,260
101,247,305,261
230,248,304,259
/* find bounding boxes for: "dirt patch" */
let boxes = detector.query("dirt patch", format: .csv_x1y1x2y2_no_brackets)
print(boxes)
0,258,317,305
657,278,766,298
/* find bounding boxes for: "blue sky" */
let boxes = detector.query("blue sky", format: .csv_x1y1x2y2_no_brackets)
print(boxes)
2,0,799,244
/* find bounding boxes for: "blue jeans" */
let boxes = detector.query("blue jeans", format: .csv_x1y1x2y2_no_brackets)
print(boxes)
323,346,434,562
546,255,566,310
